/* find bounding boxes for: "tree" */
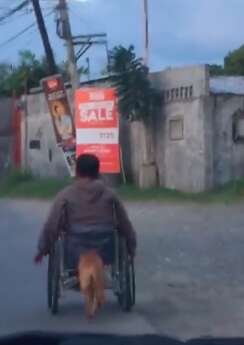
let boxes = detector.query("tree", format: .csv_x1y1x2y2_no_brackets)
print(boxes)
110,45,160,122
0,50,49,96
209,44,244,76
0,64,13,96
109,45,160,187
208,64,224,76
58,61,88,82
0,50,87,97
224,45,244,75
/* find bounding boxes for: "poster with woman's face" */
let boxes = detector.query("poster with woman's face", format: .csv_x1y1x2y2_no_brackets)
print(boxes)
51,100,74,142
42,75,76,176
42,75,75,149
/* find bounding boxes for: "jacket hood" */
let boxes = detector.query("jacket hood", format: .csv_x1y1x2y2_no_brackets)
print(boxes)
75,179,107,203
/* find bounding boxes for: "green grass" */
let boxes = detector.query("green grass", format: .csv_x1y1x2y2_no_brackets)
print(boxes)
118,181,244,203
2,170,244,203
0,170,69,199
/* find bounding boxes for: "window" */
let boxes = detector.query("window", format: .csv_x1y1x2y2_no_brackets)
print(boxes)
184,87,189,99
166,90,170,101
233,109,244,143
29,140,41,150
169,117,184,140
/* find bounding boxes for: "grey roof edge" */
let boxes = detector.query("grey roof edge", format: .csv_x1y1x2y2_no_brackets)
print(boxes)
210,76,244,95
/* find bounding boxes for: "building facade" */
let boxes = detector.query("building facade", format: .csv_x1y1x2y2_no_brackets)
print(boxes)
19,66,244,192
149,66,244,192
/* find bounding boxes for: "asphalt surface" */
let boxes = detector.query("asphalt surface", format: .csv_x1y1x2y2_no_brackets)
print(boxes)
1,199,244,340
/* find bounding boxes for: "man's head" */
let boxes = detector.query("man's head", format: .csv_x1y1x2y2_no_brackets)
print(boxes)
76,154,100,179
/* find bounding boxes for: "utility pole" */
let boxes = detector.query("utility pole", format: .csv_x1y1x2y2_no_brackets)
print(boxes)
143,0,149,67
56,0,80,91
31,0,57,74
86,57,90,81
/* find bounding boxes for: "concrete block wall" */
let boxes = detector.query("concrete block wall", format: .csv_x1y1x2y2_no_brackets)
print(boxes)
0,98,12,175
128,121,144,184
150,64,209,98
163,99,207,192
151,65,210,192
21,92,69,179
211,94,244,186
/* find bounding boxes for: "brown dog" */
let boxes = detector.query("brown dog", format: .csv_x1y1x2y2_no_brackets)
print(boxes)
78,250,105,318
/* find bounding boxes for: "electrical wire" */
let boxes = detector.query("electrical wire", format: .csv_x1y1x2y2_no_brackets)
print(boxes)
0,9,54,49
0,0,29,24
0,22,36,49
0,27,39,62
0,1,55,26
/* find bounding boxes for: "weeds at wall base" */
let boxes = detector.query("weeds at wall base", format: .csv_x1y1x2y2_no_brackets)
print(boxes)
1,170,244,203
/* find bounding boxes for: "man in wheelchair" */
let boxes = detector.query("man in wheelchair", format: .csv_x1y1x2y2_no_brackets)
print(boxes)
34,154,137,267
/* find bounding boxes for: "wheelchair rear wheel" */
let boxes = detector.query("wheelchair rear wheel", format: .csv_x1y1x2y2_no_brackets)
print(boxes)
47,253,53,309
47,242,60,315
117,238,135,312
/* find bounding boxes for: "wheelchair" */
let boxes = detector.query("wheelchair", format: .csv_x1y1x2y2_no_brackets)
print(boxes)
47,226,135,315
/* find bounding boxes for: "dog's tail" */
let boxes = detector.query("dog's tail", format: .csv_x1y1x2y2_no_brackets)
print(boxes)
85,270,106,318
78,255,105,318
86,274,96,316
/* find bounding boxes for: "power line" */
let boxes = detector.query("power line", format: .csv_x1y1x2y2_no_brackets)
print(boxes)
0,10,54,49
0,0,54,26
0,27,39,62
0,22,36,49
0,0,29,24
0,10,32,26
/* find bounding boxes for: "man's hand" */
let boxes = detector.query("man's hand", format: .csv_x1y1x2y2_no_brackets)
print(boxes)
33,253,43,265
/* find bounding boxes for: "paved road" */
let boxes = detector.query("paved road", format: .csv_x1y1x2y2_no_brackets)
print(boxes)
1,199,244,340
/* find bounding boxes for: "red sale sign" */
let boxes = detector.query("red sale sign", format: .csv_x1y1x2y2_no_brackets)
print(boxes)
74,88,120,174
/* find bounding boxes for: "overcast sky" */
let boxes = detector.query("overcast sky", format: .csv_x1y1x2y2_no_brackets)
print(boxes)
0,0,244,78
